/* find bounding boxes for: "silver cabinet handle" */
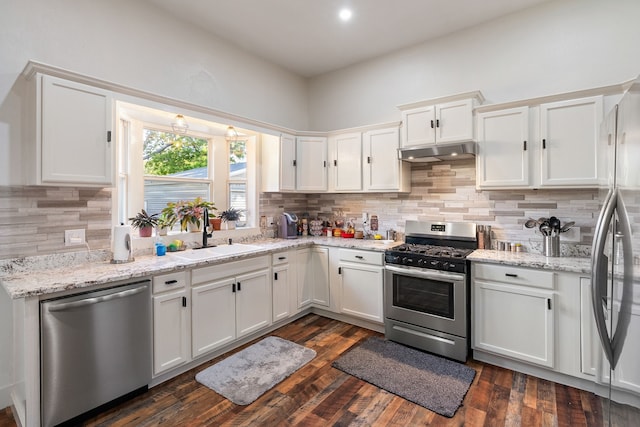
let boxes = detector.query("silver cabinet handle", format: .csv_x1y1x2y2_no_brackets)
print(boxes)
48,285,147,312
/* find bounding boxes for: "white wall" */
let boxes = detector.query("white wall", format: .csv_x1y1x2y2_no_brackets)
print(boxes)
308,0,640,130
0,0,309,185
0,0,310,409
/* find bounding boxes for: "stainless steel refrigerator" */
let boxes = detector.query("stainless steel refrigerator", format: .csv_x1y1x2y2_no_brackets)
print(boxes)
591,77,640,425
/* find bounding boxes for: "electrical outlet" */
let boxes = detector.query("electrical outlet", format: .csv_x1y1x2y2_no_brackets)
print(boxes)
267,216,274,226
65,229,86,246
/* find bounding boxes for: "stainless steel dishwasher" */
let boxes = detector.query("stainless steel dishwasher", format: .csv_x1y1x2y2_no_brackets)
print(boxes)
40,279,151,427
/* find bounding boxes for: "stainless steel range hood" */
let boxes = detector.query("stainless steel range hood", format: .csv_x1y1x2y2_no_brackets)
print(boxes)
398,141,476,162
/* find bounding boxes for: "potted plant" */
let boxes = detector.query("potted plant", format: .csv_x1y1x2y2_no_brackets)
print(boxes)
220,207,242,230
129,209,158,237
162,197,216,232
156,213,174,236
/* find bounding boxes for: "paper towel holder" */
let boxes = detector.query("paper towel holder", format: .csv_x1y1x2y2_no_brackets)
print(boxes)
111,225,135,264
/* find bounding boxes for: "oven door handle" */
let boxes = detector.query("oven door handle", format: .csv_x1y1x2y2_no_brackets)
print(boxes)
385,265,465,282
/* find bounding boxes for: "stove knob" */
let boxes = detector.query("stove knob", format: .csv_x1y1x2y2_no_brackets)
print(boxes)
406,257,414,264
401,257,408,264
417,259,424,265
448,263,457,270
430,260,439,268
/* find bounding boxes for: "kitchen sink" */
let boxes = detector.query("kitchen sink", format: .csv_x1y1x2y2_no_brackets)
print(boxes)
171,244,263,261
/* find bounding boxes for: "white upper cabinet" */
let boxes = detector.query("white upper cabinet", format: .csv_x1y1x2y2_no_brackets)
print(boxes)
363,127,410,192
476,95,605,189
328,132,362,192
540,96,603,187
399,92,483,148
296,136,328,191
476,107,531,188
261,133,296,192
25,74,113,186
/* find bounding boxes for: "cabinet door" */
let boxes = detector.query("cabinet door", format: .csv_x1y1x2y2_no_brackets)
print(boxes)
339,263,384,323
153,289,189,375
610,299,640,394
476,107,530,188
364,127,401,191
280,133,297,191
402,105,435,147
272,263,291,322
296,249,312,308
331,133,362,191
474,280,555,367
236,268,271,337
435,99,474,144
41,75,113,185
310,247,330,307
540,96,603,187
580,278,599,376
191,278,236,358
296,136,328,191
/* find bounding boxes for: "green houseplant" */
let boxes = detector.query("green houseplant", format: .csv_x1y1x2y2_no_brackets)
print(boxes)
162,197,216,232
129,209,158,237
220,207,242,230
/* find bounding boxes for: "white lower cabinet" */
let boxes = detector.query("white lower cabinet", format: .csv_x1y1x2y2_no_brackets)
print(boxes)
472,264,555,368
582,277,640,394
336,248,384,323
191,256,271,359
296,247,330,308
191,277,236,358
272,251,294,322
580,277,599,377
152,271,190,375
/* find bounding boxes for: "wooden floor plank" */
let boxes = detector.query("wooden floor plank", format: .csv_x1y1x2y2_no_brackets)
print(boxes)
0,314,626,427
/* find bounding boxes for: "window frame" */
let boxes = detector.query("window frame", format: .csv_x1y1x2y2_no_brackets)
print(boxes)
114,100,258,236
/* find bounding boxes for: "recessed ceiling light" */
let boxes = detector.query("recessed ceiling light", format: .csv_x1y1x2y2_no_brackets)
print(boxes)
339,8,352,21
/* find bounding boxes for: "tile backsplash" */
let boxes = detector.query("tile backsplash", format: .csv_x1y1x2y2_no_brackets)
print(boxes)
0,159,601,260
0,186,112,259
262,159,600,255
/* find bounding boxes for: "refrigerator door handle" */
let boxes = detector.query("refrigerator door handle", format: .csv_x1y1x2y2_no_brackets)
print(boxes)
591,188,616,367
610,193,634,368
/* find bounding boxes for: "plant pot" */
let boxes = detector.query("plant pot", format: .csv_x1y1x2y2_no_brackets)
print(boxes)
224,221,236,230
139,226,153,238
157,226,168,236
210,218,222,231
187,222,202,233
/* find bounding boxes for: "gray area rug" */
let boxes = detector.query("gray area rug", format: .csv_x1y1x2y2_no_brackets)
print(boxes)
332,336,476,417
195,336,316,405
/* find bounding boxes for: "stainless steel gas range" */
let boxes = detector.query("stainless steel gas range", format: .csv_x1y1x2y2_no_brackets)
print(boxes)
384,220,477,362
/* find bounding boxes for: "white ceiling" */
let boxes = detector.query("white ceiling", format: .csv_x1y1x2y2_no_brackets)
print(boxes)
145,0,551,77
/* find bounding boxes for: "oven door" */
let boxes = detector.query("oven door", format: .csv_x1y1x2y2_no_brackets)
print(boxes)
384,264,467,338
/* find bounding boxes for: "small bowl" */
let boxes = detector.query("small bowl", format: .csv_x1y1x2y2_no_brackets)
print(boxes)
342,233,354,238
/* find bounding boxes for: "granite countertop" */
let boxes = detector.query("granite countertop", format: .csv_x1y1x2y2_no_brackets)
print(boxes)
468,249,592,275
0,237,402,299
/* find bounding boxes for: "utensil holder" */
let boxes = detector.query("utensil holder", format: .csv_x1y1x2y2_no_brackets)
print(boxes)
543,235,560,257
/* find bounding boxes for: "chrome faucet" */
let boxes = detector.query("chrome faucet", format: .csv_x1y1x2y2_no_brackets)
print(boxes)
202,208,213,248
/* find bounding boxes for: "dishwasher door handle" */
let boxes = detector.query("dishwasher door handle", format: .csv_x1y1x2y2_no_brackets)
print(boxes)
48,285,148,312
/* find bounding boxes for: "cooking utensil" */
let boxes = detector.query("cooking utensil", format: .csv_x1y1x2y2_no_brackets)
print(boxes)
524,219,538,228
540,224,552,236
560,221,575,233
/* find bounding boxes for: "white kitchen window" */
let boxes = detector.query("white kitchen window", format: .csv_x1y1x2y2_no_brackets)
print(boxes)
115,102,257,233
142,129,212,226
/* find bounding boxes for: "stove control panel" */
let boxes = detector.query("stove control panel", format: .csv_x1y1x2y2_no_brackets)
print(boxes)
385,252,467,274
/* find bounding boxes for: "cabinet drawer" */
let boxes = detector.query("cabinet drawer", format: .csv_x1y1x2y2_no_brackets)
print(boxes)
338,248,383,266
474,263,555,289
192,256,269,285
272,252,290,266
153,271,188,294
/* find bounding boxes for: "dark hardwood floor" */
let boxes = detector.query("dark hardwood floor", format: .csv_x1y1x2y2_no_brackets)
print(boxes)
1,314,638,426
